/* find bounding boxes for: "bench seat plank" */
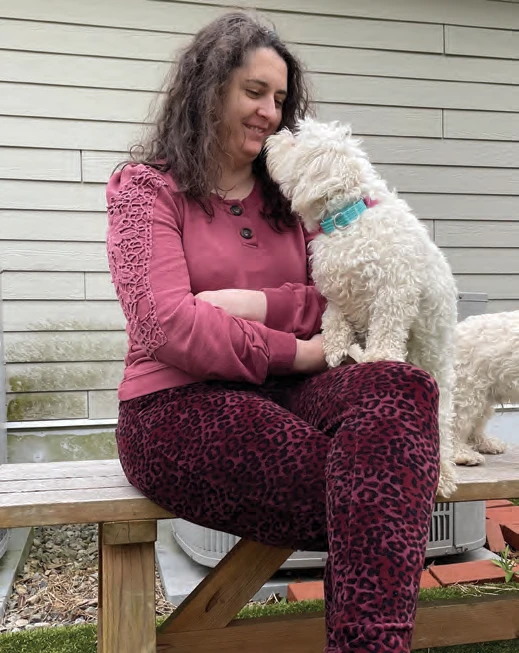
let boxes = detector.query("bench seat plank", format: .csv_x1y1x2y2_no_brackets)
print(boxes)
0,458,122,481
1,446,519,529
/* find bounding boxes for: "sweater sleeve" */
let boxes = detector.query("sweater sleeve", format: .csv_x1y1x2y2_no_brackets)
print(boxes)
262,229,326,338
106,166,297,384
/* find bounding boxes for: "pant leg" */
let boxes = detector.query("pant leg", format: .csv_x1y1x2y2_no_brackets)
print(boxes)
280,362,440,653
116,381,331,551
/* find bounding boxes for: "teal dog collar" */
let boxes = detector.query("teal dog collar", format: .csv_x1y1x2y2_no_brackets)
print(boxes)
320,198,369,235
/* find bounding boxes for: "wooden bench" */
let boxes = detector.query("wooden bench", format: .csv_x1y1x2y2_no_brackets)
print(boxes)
2,450,519,653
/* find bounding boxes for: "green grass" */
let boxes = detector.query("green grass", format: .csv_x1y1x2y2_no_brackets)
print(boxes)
3,585,519,653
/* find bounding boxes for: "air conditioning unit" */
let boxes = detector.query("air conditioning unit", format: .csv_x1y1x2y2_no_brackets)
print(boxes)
0,269,9,559
171,292,488,568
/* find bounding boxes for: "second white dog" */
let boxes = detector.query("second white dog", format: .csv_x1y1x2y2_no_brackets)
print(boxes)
266,118,458,498
451,311,518,465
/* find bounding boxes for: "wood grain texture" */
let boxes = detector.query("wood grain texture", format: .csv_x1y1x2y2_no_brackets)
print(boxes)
159,539,292,633
155,596,519,652
1,450,519,529
100,524,156,653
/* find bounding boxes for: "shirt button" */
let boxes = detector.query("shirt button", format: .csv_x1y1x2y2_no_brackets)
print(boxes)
230,205,243,216
240,227,253,240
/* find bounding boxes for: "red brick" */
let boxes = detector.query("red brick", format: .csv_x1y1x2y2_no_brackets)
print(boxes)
486,518,507,553
430,560,507,586
485,506,519,524
287,581,324,602
501,523,519,551
420,570,441,588
487,499,514,509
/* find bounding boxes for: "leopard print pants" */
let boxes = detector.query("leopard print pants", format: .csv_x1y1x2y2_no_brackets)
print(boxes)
117,362,439,652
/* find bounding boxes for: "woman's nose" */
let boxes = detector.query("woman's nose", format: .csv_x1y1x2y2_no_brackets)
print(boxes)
257,96,278,122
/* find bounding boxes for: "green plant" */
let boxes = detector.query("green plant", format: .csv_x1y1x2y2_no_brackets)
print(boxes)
492,545,518,582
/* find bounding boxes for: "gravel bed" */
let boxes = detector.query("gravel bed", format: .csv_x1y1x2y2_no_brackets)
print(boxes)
0,525,175,633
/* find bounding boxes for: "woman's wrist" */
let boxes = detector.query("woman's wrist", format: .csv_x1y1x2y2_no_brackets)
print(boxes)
293,336,327,374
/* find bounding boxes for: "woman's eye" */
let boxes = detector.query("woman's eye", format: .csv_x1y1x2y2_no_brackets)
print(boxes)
247,89,260,98
275,99,284,109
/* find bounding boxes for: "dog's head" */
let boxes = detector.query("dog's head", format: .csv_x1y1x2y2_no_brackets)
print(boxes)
265,118,370,231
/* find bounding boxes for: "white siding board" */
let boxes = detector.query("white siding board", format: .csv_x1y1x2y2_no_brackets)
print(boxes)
445,26,519,60
436,221,519,247
444,111,519,141
0,212,107,242
362,136,519,168
4,47,518,97
4,331,126,363
0,0,449,41
0,51,168,92
7,391,88,420
6,361,123,393
0,148,81,182
378,164,519,195
316,105,442,137
85,273,117,301
3,301,124,332
296,44,519,85
0,18,189,60
0,83,155,123
88,389,119,419
487,299,519,312
312,73,519,112
0,241,109,273
82,152,127,184
173,0,519,30
0,116,144,152
403,194,519,221
0,180,105,211
0,0,228,34
2,272,85,300
442,248,519,274
0,16,445,57
455,274,519,299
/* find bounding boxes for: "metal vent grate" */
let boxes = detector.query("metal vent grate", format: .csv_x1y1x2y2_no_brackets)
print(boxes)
429,502,452,545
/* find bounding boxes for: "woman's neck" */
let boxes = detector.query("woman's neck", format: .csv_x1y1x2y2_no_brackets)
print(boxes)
215,162,255,200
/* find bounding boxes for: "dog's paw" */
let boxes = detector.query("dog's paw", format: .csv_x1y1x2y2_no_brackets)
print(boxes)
347,344,364,363
436,462,458,499
454,447,485,466
436,475,457,499
325,350,346,368
476,436,507,455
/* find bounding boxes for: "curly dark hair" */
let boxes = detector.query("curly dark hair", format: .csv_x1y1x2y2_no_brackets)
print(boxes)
130,12,311,230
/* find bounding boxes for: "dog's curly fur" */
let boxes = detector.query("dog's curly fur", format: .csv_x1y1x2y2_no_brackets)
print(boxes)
451,311,518,465
266,118,458,497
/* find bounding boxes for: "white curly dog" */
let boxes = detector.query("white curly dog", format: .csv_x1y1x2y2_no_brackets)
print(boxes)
266,118,458,498
452,310,517,465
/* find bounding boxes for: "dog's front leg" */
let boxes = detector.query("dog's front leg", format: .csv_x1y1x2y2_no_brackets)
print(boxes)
362,292,415,363
321,302,355,368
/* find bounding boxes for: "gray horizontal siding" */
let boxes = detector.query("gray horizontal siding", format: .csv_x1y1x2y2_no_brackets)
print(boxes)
1,0,518,422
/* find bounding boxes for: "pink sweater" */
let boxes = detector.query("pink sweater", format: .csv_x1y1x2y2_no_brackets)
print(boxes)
106,164,325,400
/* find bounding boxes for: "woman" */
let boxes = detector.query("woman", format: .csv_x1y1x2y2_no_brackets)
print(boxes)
106,12,439,653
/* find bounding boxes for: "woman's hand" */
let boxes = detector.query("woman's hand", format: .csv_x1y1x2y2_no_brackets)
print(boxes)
195,289,267,323
293,334,328,374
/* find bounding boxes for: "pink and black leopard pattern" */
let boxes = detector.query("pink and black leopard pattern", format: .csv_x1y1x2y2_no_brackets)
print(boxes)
117,361,439,653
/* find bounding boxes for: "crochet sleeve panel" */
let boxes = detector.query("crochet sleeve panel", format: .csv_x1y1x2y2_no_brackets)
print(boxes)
106,165,297,382
107,168,169,358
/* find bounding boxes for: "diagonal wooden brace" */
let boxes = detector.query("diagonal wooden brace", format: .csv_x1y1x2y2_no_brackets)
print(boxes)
158,538,293,634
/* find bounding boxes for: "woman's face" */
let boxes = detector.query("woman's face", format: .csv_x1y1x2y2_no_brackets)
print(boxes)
219,47,288,169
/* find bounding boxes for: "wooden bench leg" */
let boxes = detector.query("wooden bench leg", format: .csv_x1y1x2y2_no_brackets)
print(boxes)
98,520,157,653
